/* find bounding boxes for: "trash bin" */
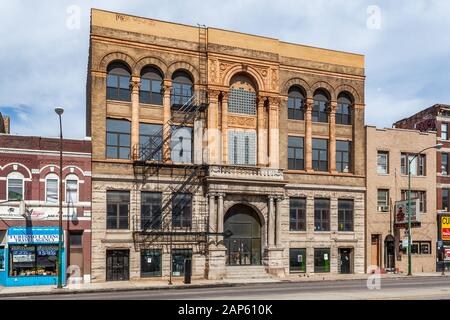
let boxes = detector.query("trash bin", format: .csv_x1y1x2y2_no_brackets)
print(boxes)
184,259,192,284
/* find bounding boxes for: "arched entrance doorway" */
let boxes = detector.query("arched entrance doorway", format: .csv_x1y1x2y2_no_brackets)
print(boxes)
384,235,395,271
224,204,262,266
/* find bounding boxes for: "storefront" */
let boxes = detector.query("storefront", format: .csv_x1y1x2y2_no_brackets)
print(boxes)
0,227,65,286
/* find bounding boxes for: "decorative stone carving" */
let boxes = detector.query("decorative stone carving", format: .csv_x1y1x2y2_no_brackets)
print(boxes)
267,96,281,106
228,115,257,128
208,58,219,84
208,89,222,101
270,68,279,91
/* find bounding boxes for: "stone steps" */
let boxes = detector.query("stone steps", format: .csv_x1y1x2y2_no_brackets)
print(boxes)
225,266,274,279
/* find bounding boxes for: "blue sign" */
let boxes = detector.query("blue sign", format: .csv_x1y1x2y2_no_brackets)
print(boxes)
7,227,60,244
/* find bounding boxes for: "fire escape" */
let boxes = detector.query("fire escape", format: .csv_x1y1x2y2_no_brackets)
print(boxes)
131,25,211,256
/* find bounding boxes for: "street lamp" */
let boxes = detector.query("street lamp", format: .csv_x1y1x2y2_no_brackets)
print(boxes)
55,107,64,288
407,143,443,276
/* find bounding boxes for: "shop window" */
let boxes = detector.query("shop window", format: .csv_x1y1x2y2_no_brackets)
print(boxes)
411,241,431,255
7,172,24,201
377,189,389,212
45,174,59,203
289,248,306,273
314,248,330,273
139,123,163,161
401,153,426,176
140,67,163,105
106,191,130,229
287,86,305,120
172,193,192,228
106,119,131,160
314,198,330,231
312,138,328,172
377,151,389,174
338,199,354,232
401,190,426,213
290,198,306,231
288,136,304,170
106,62,131,102
336,140,351,173
0,247,5,271
141,249,162,277
65,176,78,203
171,126,193,164
9,245,58,277
141,192,162,229
171,249,192,276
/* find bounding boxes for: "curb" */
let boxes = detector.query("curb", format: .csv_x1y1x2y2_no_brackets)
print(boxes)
0,274,448,298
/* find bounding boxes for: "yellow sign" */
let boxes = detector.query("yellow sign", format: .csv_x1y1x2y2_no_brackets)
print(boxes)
441,216,450,241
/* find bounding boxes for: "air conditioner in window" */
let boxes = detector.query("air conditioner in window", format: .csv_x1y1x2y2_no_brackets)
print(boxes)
377,206,389,212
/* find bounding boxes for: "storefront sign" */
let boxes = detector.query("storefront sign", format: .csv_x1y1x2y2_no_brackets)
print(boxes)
394,200,421,227
441,216,450,241
7,227,60,244
0,206,76,221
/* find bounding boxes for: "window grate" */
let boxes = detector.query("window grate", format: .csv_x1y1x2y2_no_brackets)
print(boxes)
228,131,256,165
228,88,256,115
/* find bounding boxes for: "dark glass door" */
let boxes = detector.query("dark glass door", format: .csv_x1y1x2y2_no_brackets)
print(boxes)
385,240,395,271
339,248,352,274
106,250,129,281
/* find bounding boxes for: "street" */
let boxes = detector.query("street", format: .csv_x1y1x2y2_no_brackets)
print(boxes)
3,276,450,300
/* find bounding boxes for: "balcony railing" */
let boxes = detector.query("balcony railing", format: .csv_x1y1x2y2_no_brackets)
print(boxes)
207,165,284,181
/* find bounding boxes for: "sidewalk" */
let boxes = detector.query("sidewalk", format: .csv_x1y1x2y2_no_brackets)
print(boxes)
0,272,447,298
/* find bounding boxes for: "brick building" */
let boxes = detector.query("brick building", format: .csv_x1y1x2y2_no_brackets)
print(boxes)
0,134,92,285
366,126,437,273
87,9,366,282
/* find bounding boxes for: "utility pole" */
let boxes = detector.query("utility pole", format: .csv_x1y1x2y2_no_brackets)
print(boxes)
55,107,64,288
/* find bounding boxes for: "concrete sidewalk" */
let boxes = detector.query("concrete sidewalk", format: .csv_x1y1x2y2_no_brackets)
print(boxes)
0,272,447,298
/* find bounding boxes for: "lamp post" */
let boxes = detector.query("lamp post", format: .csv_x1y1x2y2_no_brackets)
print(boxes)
55,107,64,288
407,143,442,276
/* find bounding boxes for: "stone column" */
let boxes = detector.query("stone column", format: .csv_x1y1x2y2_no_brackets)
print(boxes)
257,96,267,166
305,98,313,172
275,197,283,247
268,97,280,168
208,193,217,242
268,196,275,247
221,92,229,165
329,101,337,173
130,77,141,160
162,80,172,163
207,89,221,165
217,193,225,244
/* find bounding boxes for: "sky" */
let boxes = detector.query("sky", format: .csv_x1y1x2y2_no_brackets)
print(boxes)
1,0,450,139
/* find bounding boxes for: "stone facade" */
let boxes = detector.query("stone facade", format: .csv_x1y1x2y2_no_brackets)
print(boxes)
366,126,437,273
87,8,366,282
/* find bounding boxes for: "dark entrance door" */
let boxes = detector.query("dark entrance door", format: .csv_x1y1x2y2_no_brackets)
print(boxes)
106,249,129,281
339,248,352,274
224,205,261,266
385,235,395,271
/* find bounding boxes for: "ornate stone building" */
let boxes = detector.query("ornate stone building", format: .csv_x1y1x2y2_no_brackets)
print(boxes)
87,9,366,282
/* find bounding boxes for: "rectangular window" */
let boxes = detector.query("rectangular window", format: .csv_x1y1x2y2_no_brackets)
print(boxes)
411,241,431,255
336,140,351,173
442,189,449,211
46,179,58,203
106,119,131,160
338,199,354,232
172,249,192,276
141,249,162,277
401,190,427,213
290,198,306,231
377,151,389,174
442,153,449,175
288,136,304,170
228,130,257,166
289,248,306,273
288,95,304,120
106,191,130,230
69,232,83,247
106,74,131,102
401,153,426,176
139,123,163,161
171,83,192,107
65,179,78,203
442,123,448,140
228,88,256,115
9,245,58,277
336,103,352,125
314,248,330,273
140,79,163,105
8,178,23,201
172,193,192,228
314,198,330,231
312,138,328,172
377,189,389,212
171,126,193,164
312,100,328,123
141,192,162,230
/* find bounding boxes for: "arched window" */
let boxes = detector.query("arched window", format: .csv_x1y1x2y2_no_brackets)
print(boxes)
171,70,193,108
106,62,131,101
336,93,353,125
140,67,163,105
7,172,24,201
229,74,257,115
288,86,305,120
312,90,329,123
65,174,79,203
45,173,59,203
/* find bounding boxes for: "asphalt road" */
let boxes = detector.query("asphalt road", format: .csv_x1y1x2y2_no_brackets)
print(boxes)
4,276,450,300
